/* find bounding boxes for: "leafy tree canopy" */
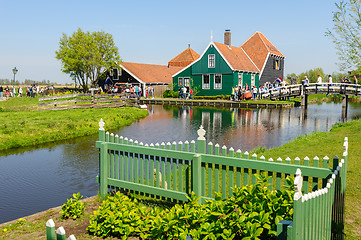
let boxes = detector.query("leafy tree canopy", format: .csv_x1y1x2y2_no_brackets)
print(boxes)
326,0,361,71
55,28,121,92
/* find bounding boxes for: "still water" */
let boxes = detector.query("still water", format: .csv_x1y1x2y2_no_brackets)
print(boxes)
1,102,361,224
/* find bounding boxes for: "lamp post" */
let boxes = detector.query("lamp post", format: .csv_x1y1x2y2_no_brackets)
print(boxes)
12,67,18,97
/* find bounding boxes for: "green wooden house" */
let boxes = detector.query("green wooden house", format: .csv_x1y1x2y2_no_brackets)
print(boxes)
173,37,260,96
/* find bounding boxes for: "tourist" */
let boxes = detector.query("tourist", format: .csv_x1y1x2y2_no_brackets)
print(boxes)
178,87,182,99
252,86,258,99
150,86,154,98
189,88,193,99
328,75,333,84
303,76,309,86
231,86,235,101
353,75,358,85
18,87,23,97
0,85,3,100
182,86,188,99
317,74,322,84
5,86,10,100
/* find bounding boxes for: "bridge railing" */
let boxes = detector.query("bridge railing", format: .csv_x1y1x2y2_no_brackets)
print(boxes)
261,82,361,99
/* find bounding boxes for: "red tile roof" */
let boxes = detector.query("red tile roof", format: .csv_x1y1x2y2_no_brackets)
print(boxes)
213,42,259,72
168,47,200,67
240,31,284,71
120,62,183,84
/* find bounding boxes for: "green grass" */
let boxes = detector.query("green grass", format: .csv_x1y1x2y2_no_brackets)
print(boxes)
252,120,361,239
0,97,148,151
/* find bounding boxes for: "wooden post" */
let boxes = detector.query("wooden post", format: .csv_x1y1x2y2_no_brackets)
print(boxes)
99,119,108,199
46,219,55,240
56,226,66,240
293,168,303,240
192,154,202,200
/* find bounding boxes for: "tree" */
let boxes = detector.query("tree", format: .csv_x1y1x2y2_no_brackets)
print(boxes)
326,0,361,71
55,28,120,92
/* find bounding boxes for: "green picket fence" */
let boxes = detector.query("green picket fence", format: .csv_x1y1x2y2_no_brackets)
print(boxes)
96,119,347,239
46,219,76,240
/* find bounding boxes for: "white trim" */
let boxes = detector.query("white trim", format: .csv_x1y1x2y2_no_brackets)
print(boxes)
208,54,215,68
172,41,214,78
178,77,183,86
214,74,222,89
119,64,144,84
202,74,210,89
259,52,270,79
212,42,235,71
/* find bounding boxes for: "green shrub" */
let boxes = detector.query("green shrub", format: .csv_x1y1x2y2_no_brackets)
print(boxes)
60,193,85,220
87,174,294,240
163,90,179,98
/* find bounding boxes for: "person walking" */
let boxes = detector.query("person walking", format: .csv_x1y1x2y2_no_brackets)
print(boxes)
0,85,3,100
317,75,322,84
354,75,358,85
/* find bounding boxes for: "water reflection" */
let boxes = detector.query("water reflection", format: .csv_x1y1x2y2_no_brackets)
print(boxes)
1,102,361,224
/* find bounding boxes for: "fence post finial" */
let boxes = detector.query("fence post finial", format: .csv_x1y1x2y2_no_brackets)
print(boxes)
99,118,105,130
197,125,206,140
294,168,303,200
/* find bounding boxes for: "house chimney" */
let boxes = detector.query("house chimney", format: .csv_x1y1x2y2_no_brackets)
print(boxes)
224,29,231,46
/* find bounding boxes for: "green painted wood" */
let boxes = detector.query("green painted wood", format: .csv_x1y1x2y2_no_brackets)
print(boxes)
108,178,189,201
99,142,109,199
167,143,171,190
313,157,319,191
229,148,234,197
115,136,120,180
178,142,184,192
46,219,55,240
251,154,258,185
139,143,144,185
214,144,220,193
129,140,134,182
243,152,250,187
155,144,160,188
124,138,129,181
110,134,115,179
208,143,214,197
294,157,300,166
119,137,124,180
145,144,149,186
192,154,202,199
99,129,105,142
276,158,282,191
150,144,154,187
172,142,177,190
267,158,274,191
222,146,227,199
303,157,309,193
161,143,166,190
292,197,303,240
134,141,139,184
208,163,213,198
56,227,66,240
236,150,242,187
106,132,109,142
184,141,190,195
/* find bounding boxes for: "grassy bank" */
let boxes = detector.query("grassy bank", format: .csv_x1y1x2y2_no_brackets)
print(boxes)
0,97,148,151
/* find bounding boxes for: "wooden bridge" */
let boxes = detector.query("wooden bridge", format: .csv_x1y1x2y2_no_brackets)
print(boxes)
261,82,361,108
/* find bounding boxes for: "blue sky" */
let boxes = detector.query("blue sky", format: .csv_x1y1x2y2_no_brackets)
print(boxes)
0,0,340,84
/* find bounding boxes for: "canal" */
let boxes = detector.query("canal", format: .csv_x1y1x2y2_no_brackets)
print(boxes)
0,102,361,224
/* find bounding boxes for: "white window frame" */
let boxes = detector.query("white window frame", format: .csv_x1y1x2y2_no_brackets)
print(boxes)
184,77,190,87
238,73,243,87
178,77,183,87
202,74,210,89
214,74,222,89
208,54,215,68
251,74,255,87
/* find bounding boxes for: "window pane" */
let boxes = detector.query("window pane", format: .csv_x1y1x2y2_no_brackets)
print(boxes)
178,77,183,86
214,74,222,89
203,74,210,89
208,54,215,68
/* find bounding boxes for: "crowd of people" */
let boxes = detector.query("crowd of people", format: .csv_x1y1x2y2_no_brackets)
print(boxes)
178,86,194,100
102,84,155,99
0,85,55,100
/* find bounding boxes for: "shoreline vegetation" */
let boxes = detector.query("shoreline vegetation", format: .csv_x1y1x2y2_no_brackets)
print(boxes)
0,97,149,151
0,94,360,239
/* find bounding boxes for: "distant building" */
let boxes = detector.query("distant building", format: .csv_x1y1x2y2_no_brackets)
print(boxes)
172,31,284,96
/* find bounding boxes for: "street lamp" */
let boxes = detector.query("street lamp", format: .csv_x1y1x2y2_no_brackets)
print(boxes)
12,67,18,97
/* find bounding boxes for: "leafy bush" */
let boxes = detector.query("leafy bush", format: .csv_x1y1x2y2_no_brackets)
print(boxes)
87,192,157,239
60,193,85,220
87,174,294,239
163,90,179,98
